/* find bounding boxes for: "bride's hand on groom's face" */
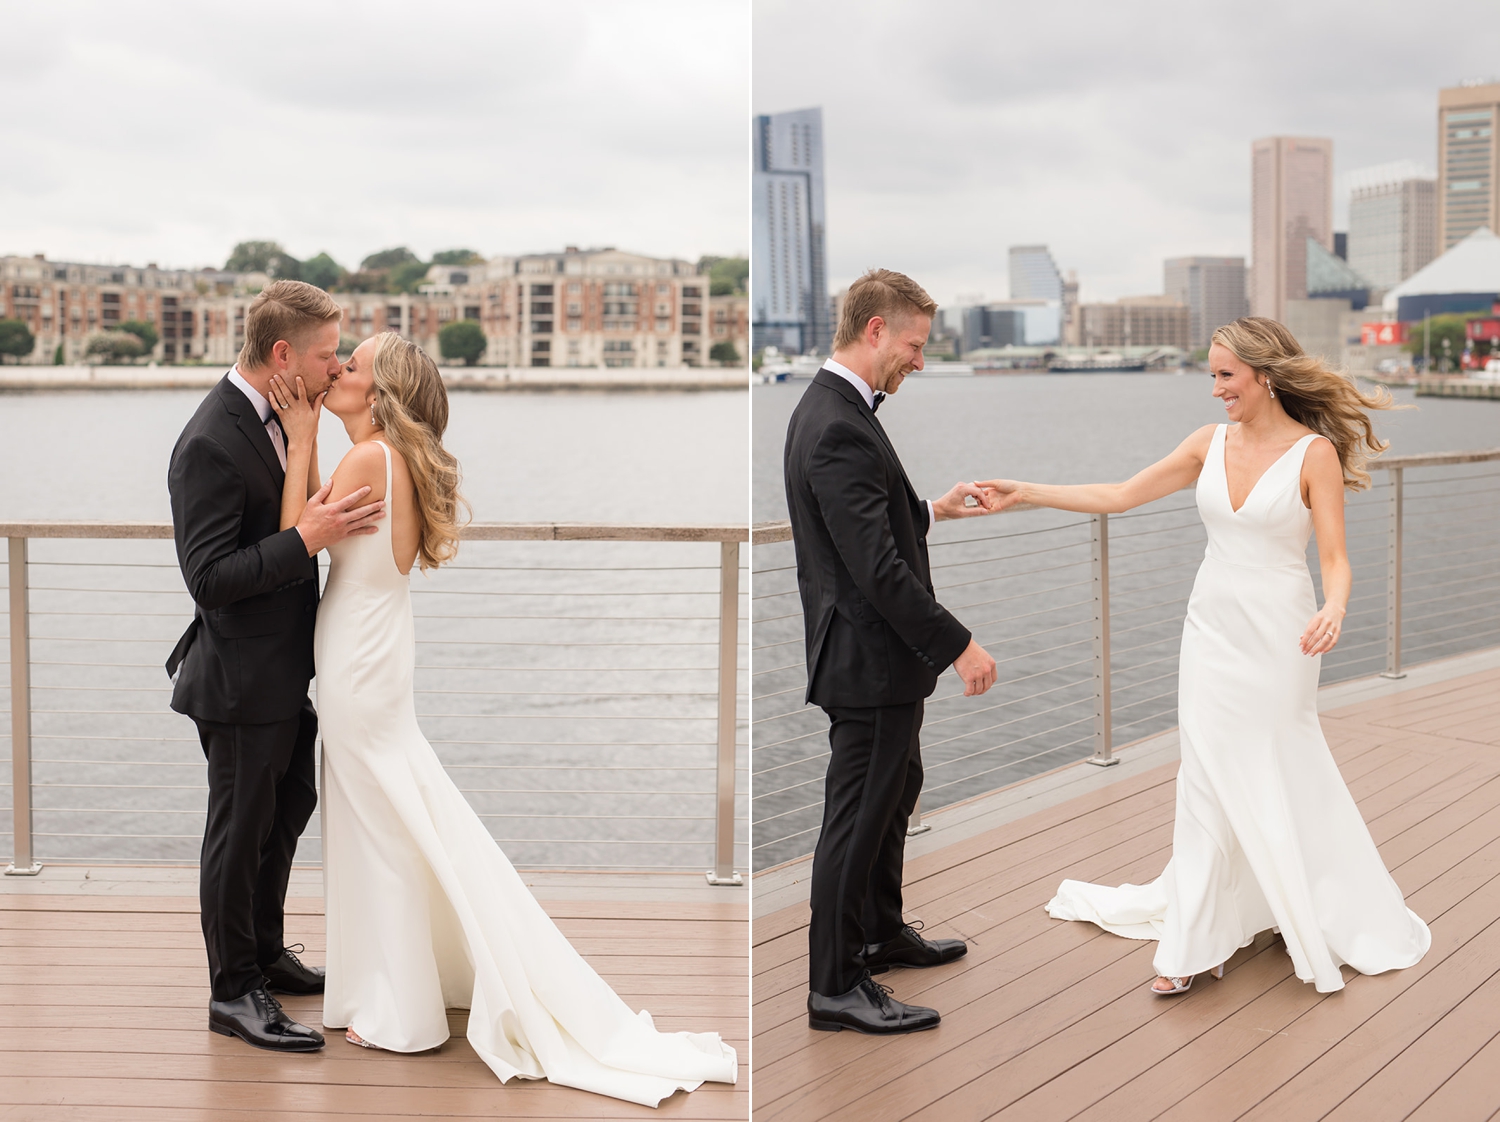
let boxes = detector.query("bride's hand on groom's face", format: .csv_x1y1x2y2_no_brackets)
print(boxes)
269,374,325,447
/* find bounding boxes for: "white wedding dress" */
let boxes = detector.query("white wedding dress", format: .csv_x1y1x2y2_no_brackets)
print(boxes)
1046,424,1431,993
315,441,737,1106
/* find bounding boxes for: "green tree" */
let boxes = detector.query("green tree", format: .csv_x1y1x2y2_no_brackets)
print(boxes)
360,246,421,272
118,320,159,353
1402,314,1472,370
438,320,487,366
0,319,36,362
53,343,64,365
302,252,346,290
431,249,486,266
701,255,747,296
86,331,147,363
709,341,741,366
225,240,302,279
389,260,432,293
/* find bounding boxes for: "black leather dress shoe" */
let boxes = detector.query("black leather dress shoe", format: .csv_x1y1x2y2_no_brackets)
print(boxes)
209,986,324,1052
808,974,941,1034
263,945,325,995
860,922,967,974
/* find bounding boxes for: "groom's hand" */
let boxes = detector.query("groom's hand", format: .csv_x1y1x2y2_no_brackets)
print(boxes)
295,482,384,556
932,481,992,521
953,637,997,696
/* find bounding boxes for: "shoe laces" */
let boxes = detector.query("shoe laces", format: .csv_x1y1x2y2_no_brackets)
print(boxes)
903,920,926,938
252,987,286,1018
859,972,896,1009
282,943,307,968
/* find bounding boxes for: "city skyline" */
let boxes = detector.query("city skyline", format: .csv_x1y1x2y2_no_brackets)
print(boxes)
0,0,748,272
753,0,1500,308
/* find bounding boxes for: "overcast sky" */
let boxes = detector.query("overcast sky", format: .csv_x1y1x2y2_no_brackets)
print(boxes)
754,0,1500,307
1,0,747,272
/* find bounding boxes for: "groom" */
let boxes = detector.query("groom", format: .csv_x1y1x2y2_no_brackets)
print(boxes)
784,268,999,1034
167,280,384,1051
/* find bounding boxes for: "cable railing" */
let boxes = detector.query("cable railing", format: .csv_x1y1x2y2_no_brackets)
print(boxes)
1,522,748,883
751,448,1500,872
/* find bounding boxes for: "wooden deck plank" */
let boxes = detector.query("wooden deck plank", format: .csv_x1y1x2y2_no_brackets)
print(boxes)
751,666,1500,1122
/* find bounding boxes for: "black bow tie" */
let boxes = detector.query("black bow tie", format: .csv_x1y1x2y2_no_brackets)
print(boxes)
871,392,886,413
263,409,284,440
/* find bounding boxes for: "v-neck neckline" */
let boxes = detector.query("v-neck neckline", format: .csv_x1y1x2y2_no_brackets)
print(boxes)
1222,426,1308,515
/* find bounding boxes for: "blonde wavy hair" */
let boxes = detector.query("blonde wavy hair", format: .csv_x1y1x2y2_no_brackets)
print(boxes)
369,332,470,569
1211,317,1401,491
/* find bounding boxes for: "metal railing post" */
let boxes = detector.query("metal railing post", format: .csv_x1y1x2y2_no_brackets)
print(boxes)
1381,468,1406,679
706,540,743,886
1087,513,1118,766
906,796,931,837
7,537,40,875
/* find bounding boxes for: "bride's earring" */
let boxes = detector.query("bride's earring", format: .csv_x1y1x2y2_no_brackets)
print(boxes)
1265,380,1275,398
370,399,377,425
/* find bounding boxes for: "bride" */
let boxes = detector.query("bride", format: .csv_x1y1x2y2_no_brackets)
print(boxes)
980,316,1431,996
268,332,737,1106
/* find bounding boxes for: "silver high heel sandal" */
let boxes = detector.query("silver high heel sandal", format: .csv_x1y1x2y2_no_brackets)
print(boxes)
345,1027,381,1049
1151,962,1225,995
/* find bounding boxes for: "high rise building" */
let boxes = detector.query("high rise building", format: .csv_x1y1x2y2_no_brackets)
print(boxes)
1163,257,1248,349
960,306,1025,353
1250,136,1334,322
1008,245,1063,301
1075,296,1190,350
1437,81,1500,251
1348,171,1438,289
751,107,829,355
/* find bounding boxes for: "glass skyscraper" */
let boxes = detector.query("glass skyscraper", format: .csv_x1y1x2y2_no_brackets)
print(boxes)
752,107,829,355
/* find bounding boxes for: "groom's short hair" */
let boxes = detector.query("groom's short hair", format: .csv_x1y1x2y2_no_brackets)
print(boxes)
834,269,938,350
239,280,344,369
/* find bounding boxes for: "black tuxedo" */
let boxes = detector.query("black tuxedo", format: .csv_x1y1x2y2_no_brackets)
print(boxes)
166,375,320,1001
784,368,972,996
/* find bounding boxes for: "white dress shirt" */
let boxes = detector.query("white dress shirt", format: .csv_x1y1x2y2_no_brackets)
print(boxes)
228,365,288,471
823,357,935,529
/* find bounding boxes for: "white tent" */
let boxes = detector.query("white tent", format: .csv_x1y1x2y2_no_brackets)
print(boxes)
1383,227,1500,312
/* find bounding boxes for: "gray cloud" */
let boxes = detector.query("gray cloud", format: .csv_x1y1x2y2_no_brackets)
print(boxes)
754,0,1499,304
0,0,748,270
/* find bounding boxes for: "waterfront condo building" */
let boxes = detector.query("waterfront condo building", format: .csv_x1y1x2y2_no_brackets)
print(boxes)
4,248,711,369
1437,81,1500,251
1348,173,1438,289
0,254,226,364
1163,257,1249,349
1075,296,1190,350
752,107,829,356
1008,246,1064,302
1250,136,1334,323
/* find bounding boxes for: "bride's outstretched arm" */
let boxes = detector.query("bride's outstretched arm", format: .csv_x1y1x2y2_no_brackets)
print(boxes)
979,424,1216,515
269,375,324,531
1301,437,1350,656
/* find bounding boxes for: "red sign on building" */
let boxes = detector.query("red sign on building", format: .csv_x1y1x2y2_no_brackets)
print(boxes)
1465,318,1500,341
1361,322,1409,346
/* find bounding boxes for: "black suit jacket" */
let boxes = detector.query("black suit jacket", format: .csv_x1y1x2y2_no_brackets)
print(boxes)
783,368,971,708
166,375,319,725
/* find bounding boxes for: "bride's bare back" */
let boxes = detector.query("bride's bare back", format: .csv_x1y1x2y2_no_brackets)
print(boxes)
328,438,420,575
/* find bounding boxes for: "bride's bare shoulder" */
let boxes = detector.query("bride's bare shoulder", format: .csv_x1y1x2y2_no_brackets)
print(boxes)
330,440,389,503
1179,423,1219,459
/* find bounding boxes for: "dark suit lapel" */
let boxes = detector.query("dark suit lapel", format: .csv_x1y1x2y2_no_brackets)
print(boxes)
814,369,923,509
216,376,285,490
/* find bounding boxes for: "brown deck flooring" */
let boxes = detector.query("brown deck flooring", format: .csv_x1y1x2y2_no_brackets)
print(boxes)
752,667,1500,1121
0,894,747,1120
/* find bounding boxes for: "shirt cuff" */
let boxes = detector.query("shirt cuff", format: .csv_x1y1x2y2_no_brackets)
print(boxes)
926,499,935,529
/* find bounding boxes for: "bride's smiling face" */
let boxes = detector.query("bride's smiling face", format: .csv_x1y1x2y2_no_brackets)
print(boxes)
1209,343,1271,422
327,337,377,420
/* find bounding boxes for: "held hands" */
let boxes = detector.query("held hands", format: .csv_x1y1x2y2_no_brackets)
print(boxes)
932,481,996,521
1299,604,1345,656
269,375,324,448
953,637,998,697
295,481,384,556
976,479,1028,514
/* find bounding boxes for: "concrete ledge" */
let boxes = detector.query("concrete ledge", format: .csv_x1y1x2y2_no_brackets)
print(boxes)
751,644,1500,919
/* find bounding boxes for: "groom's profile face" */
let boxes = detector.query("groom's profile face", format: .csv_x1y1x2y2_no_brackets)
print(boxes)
871,313,931,395
278,321,343,396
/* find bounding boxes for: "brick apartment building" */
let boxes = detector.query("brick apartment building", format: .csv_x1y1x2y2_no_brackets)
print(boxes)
3,247,718,368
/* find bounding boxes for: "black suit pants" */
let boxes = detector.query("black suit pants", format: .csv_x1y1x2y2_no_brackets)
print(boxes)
194,701,318,1001
808,699,924,997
